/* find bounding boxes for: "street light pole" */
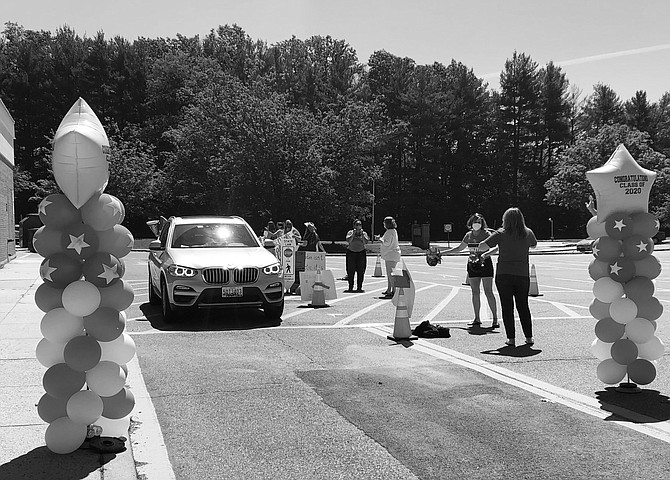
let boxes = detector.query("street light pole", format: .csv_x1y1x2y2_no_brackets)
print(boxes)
549,217,554,241
371,179,375,240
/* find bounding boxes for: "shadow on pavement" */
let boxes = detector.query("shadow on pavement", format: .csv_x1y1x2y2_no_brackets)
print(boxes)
452,325,501,337
0,446,112,480
139,303,282,332
481,344,542,357
596,387,670,423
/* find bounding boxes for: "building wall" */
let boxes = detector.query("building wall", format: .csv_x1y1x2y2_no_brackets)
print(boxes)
0,98,15,266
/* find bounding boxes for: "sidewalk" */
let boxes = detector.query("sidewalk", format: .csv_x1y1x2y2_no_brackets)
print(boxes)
0,251,138,480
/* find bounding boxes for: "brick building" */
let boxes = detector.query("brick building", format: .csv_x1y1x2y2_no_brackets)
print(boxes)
0,98,16,265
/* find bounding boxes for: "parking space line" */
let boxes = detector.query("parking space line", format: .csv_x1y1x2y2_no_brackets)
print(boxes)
549,301,583,318
363,325,670,444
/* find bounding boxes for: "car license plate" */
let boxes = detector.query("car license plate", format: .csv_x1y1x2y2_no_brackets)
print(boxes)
222,287,243,297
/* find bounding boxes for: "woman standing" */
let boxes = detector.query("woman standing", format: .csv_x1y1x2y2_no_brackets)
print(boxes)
344,219,369,293
440,213,499,328
378,216,401,299
478,208,537,347
300,222,326,252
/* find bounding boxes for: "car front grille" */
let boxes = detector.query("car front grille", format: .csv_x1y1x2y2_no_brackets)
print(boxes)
202,267,258,284
203,268,230,284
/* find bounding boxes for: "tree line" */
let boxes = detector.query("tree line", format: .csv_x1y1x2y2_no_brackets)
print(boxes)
2,22,670,240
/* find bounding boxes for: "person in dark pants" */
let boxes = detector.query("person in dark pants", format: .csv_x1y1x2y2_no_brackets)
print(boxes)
344,219,369,292
477,207,537,347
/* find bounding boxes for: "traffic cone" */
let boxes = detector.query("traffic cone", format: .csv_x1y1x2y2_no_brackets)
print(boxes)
387,288,418,342
462,273,470,286
372,254,383,277
529,264,543,297
308,269,330,308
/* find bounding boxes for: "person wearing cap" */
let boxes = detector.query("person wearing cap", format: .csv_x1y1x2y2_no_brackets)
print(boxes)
344,219,370,293
300,222,326,252
377,216,401,299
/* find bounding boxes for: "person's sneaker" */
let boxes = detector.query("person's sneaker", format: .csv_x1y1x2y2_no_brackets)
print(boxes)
505,339,515,347
355,289,365,293
525,337,534,346
343,289,355,293
491,320,500,328
468,320,482,327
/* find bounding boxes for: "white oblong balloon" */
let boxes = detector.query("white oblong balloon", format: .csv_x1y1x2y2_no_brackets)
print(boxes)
52,98,109,208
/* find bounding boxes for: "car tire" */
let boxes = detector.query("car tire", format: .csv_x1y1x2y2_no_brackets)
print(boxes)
148,271,160,306
161,280,179,323
264,300,284,319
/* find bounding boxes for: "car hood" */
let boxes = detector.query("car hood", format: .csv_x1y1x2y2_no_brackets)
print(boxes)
168,247,278,269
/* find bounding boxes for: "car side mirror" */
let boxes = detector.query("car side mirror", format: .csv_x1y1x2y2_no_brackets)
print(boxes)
263,239,275,248
149,239,164,251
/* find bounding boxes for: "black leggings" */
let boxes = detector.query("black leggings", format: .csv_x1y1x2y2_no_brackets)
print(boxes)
346,250,367,289
495,274,532,339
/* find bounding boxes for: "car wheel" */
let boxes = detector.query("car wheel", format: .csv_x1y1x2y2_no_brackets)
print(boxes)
148,270,160,306
264,300,284,319
161,280,178,323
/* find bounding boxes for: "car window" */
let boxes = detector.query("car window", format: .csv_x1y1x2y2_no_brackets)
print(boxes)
171,223,257,248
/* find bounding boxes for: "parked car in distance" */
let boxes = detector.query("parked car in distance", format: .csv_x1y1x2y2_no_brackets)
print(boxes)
148,216,284,323
576,230,666,253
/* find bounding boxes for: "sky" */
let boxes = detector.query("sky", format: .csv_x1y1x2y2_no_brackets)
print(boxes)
5,0,670,102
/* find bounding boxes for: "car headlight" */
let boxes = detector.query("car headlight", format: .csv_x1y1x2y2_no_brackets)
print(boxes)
263,262,282,275
167,265,199,277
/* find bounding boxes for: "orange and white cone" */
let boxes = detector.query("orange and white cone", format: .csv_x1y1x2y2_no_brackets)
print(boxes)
387,288,417,341
529,264,542,297
372,254,383,277
308,269,330,308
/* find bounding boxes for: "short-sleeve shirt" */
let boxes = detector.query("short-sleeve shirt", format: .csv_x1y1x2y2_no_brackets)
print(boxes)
462,229,492,253
483,228,537,277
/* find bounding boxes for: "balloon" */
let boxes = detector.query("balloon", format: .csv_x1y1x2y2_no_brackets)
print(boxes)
624,276,655,302
607,257,635,283
62,280,101,317
627,359,657,385
621,234,653,260
625,318,656,344
37,393,68,423
637,336,665,361
605,212,634,240
586,144,656,222
610,339,638,365
631,212,659,238
594,317,625,343
62,223,99,261
35,282,64,312
636,296,663,321
589,298,611,320
66,390,104,425
99,333,136,364
590,338,613,361
99,280,134,310
597,358,627,384
93,414,131,438
633,255,662,279
52,97,110,209
32,226,65,258
40,253,83,287
101,387,135,419
592,236,622,263
586,216,607,239
63,335,102,372
593,277,624,303
37,194,81,228
40,308,84,343
97,224,134,258
609,297,638,325
36,338,66,368
86,361,126,397
82,252,123,287
588,259,610,281
45,416,88,454
43,363,86,399
84,307,125,342
81,193,125,231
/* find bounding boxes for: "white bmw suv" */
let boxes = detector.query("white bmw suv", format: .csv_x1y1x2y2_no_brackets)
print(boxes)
148,216,284,322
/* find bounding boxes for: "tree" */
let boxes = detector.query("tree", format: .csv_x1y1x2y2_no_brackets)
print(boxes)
624,90,654,135
580,83,624,132
538,61,571,173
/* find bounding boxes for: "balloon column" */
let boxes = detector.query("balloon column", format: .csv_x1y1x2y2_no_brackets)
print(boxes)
34,98,136,454
587,144,665,389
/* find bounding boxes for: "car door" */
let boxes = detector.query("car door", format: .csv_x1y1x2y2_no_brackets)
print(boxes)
149,221,171,291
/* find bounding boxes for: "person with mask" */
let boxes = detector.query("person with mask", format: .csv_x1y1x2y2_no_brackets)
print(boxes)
344,219,370,293
440,213,499,328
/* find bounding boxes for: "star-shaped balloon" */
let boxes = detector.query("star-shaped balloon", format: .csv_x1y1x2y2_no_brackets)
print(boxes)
586,144,656,222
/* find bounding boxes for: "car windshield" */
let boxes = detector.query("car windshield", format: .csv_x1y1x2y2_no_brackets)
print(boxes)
171,223,257,248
